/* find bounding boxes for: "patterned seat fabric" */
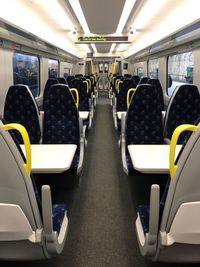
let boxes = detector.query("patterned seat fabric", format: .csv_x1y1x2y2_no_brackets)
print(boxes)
52,204,67,234
57,77,67,84
43,78,59,110
139,77,149,84
125,84,164,173
147,78,164,110
4,85,41,144
164,84,200,143
116,79,137,111
131,75,140,86
42,84,80,173
124,74,132,78
67,75,75,87
71,78,89,111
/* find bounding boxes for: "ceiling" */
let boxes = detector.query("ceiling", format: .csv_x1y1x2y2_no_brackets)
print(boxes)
0,0,199,58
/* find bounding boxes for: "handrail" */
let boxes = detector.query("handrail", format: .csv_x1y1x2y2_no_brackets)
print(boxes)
170,124,198,179
117,81,123,93
86,79,91,91
70,88,79,108
126,88,136,109
83,80,89,93
3,123,31,176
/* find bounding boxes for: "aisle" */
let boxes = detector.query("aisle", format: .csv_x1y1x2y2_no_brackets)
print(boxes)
1,93,177,267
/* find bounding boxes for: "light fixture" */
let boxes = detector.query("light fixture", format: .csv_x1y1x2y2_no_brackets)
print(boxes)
68,0,96,52
110,43,116,53
116,0,136,35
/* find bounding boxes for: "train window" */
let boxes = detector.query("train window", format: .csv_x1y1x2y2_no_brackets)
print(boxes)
167,51,194,96
13,52,40,97
137,67,143,78
148,58,159,79
48,59,58,78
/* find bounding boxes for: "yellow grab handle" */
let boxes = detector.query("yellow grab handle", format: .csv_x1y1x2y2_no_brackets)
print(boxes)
170,124,198,179
83,81,89,93
117,81,123,93
70,88,79,108
90,76,94,85
3,123,31,176
86,79,91,90
127,88,136,109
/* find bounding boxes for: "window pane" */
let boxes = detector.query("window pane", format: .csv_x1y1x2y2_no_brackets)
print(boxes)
167,51,194,96
48,59,58,78
137,67,143,78
148,58,159,79
13,52,40,97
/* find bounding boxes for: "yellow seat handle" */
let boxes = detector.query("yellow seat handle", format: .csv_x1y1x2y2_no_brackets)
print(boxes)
86,79,91,91
3,123,31,176
170,124,198,179
83,81,89,93
90,76,95,85
117,81,123,93
70,88,79,108
127,88,136,109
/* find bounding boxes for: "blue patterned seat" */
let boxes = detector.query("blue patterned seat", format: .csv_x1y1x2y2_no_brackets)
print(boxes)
131,75,140,86
57,77,67,84
124,74,132,78
43,78,59,110
4,85,41,144
42,84,82,174
70,78,91,128
139,77,149,84
147,78,164,110
67,75,75,87
164,84,200,143
122,84,163,174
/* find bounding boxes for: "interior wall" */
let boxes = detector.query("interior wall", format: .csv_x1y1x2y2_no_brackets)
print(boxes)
72,61,85,75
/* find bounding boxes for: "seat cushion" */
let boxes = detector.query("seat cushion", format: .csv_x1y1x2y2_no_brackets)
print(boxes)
138,205,149,234
52,204,67,234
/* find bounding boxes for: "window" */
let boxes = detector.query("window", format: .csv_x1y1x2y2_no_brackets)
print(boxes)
13,52,40,97
167,51,194,96
148,58,159,79
137,67,143,78
123,63,128,70
48,59,58,78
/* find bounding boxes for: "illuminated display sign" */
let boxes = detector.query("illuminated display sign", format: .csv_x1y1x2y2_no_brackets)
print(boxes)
77,36,129,43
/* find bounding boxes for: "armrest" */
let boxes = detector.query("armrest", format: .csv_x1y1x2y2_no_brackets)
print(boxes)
77,117,85,174
120,114,128,174
148,184,160,245
42,185,56,242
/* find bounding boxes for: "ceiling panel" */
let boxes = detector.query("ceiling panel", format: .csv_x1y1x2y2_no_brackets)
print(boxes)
79,0,126,34
95,44,112,53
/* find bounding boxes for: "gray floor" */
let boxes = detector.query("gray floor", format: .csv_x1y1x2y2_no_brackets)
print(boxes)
1,92,197,266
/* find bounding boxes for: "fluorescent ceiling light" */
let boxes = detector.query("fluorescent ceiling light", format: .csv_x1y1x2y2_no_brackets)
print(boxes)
68,0,90,34
68,0,96,53
31,0,74,31
124,0,200,57
116,0,136,34
110,43,116,53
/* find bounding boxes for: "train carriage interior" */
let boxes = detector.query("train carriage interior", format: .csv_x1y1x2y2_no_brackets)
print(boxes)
0,0,200,266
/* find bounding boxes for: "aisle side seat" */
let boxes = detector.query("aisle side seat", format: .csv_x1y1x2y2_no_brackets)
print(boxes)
42,84,84,175
121,84,163,175
0,121,68,260
136,123,200,263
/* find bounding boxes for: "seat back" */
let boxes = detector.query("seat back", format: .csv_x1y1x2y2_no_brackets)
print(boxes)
147,78,164,110
124,74,132,78
57,77,67,84
132,75,140,86
67,75,75,87
116,79,136,111
43,78,59,110
139,77,149,84
42,84,80,146
4,85,41,144
164,84,200,143
71,78,89,111
126,84,163,145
